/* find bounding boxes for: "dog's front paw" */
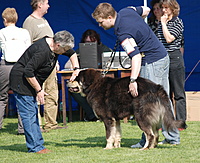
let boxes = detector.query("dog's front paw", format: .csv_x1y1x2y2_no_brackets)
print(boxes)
104,146,113,150
104,143,114,149
114,138,121,148
140,147,149,150
114,142,121,148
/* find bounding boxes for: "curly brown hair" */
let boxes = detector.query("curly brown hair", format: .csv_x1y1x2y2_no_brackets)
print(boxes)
160,0,180,17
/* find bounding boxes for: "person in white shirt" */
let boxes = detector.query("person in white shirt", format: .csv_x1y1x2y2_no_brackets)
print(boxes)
0,8,31,130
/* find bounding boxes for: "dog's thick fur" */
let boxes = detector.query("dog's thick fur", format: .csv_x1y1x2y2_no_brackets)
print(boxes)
68,68,186,150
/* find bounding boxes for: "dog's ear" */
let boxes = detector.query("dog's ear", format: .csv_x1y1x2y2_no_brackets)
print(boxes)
78,68,102,86
87,68,102,81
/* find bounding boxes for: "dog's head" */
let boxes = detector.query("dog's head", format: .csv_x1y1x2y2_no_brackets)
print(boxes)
67,68,102,96
67,80,86,97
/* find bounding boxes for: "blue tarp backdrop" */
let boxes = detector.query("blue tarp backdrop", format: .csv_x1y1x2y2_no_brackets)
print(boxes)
0,0,199,91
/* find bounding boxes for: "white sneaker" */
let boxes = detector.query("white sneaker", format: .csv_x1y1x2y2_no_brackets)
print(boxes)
158,139,179,145
130,142,143,148
158,140,168,144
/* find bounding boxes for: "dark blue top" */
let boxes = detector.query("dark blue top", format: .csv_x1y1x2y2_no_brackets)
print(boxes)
114,7,167,65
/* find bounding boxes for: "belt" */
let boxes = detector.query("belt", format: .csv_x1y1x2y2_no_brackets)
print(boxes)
141,52,145,57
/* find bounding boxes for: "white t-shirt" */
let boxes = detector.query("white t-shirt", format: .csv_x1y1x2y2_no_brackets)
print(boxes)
0,25,31,61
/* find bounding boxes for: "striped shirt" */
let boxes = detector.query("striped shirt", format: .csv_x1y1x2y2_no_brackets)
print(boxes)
157,17,184,52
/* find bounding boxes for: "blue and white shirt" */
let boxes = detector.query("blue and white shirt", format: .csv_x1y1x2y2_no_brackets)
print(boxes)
157,17,184,52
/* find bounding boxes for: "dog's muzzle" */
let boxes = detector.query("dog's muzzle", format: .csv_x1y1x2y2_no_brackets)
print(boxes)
68,86,79,93
67,81,80,93
67,81,86,97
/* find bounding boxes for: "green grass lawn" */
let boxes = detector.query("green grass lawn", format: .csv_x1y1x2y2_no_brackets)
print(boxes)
0,118,200,163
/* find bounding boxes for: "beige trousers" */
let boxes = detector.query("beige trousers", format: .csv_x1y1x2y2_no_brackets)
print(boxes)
38,67,59,130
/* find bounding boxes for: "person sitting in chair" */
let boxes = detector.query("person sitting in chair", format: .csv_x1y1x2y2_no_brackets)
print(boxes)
65,29,112,121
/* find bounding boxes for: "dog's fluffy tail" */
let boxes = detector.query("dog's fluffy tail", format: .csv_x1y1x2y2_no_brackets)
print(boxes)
162,100,187,131
157,86,187,131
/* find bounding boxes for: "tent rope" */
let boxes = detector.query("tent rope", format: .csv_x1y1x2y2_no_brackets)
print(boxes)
185,60,200,82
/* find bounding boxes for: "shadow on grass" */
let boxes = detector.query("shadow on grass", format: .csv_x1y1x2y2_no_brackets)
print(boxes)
43,136,140,148
0,136,175,153
0,139,176,154
0,122,18,135
45,136,176,150
0,143,27,153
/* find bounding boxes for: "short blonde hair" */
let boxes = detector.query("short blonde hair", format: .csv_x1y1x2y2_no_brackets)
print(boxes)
2,8,18,23
160,0,180,17
92,3,116,20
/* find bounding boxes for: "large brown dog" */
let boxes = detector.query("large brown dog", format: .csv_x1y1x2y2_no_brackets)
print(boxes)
67,68,186,150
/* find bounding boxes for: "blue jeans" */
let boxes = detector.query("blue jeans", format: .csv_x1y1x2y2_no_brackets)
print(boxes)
139,55,180,145
140,55,169,94
14,92,45,153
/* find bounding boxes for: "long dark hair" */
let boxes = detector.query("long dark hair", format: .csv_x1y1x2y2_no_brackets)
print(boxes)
80,29,101,45
148,0,161,24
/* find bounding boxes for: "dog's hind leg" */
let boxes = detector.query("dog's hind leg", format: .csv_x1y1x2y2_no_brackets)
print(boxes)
154,129,159,148
149,126,159,148
104,118,117,149
114,120,121,148
140,129,155,150
136,119,155,150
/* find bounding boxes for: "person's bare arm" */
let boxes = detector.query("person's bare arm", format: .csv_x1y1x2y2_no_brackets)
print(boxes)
141,6,151,18
129,53,142,97
128,6,150,18
69,53,80,81
161,14,175,43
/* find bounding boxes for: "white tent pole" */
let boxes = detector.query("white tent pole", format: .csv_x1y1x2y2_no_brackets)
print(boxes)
144,0,148,23
144,0,147,7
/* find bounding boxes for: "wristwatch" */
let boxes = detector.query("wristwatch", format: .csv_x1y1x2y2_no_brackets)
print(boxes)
130,78,137,83
36,89,42,94
73,67,80,71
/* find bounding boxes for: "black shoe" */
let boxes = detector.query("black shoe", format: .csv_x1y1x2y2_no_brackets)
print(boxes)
90,117,99,121
17,133,24,135
84,117,99,122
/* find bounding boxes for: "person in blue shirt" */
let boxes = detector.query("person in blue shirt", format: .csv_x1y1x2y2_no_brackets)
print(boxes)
92,3,180,149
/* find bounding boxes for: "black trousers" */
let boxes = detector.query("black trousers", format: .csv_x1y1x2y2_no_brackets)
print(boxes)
70,92,96,120
169,49,186,121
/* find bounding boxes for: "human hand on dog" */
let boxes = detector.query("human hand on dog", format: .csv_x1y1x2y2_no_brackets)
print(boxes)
70,69,80,81
129,82,138,97
36,90,48,104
